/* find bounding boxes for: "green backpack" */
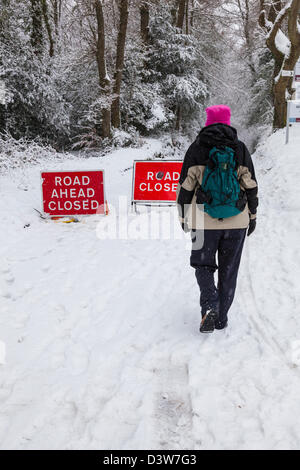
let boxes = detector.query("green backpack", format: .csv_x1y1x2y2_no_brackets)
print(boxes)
201,146,241,219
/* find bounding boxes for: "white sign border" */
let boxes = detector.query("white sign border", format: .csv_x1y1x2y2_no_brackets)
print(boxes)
131,159,183,209
40,169,107,217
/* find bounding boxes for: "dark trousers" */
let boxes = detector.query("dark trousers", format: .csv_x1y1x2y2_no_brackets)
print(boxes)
190,229,246,324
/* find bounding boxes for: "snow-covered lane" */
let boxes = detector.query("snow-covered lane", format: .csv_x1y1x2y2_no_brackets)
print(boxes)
1,132,300,450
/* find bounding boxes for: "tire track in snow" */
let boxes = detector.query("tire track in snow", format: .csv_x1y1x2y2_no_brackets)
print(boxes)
127,238,196,450
152,360,194,450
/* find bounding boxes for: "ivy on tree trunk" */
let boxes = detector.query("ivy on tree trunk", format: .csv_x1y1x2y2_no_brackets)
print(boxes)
95,0,111,139
41,0,54,57
111,0,129,129
30,0,44,55
175,0,187,132
140,1,150,44
176,0,186,30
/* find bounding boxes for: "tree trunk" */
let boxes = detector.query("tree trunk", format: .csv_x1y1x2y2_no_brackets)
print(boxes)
140,1,150,44
239,0,256,78
175,0,186,131
190,0,194,28
176,0,186,30
273,79,288,129
272,46,299,129
95,0,111,138
0,0,9,39
171,0,180,26
0,106,5,133
0,0,9,133
30,0,44,54
58,0,62,24
111,0,129,129
41,0,54,57
53,0,61,35
259,0,300,130
185,0,189,34
175,104,182,132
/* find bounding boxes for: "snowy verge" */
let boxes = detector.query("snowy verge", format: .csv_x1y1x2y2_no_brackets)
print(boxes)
245,126,300,357
0,135,64,173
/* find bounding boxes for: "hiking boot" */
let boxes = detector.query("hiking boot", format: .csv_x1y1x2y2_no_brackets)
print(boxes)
215,319,228,330
199,310,219,334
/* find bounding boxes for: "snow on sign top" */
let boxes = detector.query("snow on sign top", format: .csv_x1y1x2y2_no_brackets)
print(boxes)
41,170,106,216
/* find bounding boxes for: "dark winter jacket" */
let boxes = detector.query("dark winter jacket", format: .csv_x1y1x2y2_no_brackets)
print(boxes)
176,123,258,230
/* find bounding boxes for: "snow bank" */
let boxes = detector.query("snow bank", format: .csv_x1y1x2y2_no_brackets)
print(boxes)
0,135,65,173
246,126,300,355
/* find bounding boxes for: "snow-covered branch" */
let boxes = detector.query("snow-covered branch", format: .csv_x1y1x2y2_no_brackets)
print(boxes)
259,0,293,59
259,0,300,128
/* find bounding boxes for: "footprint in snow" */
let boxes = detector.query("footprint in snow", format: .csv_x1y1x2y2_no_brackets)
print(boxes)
4,273,15,284
1,263,11,274
0,289,12,299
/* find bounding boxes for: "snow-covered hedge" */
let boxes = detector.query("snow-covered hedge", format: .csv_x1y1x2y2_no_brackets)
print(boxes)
0,134,64,172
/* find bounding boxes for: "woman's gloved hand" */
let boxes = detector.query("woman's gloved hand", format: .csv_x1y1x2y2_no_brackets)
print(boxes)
247,217,256,237
181,222,190,233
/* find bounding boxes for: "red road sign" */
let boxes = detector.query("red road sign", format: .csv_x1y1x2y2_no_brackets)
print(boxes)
132,160,183,203
41,170,106,216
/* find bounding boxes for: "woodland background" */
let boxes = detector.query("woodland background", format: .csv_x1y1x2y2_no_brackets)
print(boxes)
0,0,299,152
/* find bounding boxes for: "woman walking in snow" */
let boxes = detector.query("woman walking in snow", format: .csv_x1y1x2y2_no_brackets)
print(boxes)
177,105,258,333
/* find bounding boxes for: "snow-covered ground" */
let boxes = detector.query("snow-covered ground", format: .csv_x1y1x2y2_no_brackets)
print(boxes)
0,129,300,450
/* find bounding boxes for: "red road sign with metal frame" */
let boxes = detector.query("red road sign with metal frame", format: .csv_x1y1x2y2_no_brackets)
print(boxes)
41,170,106,216
132,160,182,204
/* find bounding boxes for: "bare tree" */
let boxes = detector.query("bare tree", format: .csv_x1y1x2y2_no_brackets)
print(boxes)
30,0,44,54
0,0,9,133
190,0,195,27
185,0,189,34
95,0,112,138
175,0,187,131
111,0,129,128
176,0,186,30
236,0,257,77
140,0,150,43
41,0,54,57
51,0,63,35
259,0,300,129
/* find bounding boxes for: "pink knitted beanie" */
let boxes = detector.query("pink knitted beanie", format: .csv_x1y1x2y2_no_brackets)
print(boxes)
205,105,231,127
